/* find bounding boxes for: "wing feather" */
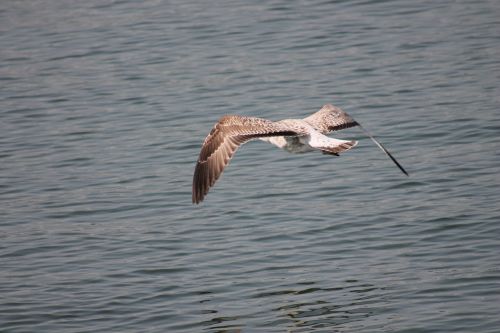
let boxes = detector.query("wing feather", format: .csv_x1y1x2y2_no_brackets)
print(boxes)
304,104,358,134
305,104,409,176
192,115,299,204
316,140,358,155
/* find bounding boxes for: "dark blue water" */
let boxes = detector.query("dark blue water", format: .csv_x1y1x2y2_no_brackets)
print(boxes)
1,0,500,332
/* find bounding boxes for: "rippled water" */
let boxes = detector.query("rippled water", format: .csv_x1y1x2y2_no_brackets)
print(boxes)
1,0,500,332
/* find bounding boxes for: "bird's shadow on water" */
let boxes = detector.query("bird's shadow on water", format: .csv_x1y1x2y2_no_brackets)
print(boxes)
198,279,386,332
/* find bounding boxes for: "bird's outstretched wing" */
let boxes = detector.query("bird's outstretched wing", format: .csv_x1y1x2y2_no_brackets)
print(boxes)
305,104,409,176
192,115,300,204
303,104,359,133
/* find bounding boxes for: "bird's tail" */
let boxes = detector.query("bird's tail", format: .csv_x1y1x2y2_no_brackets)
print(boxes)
309,134,358,156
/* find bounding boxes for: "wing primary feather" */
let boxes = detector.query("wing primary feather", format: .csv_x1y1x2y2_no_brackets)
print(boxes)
357,124,409,176
192,116,303,204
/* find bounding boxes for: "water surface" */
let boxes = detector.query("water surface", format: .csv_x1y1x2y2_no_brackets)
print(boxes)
1,0,500,332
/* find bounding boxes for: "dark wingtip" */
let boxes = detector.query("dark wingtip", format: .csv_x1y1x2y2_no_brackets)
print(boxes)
192,164,204,204
192,190,204,204
386,150,410,177
356,124,409,177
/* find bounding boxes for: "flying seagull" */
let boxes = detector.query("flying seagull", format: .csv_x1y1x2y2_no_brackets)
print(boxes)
192,104,408,204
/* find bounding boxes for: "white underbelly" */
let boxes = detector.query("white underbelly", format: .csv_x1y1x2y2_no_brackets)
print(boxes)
260,136,314,154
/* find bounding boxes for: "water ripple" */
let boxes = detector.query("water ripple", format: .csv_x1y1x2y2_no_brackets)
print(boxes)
2,0,500,332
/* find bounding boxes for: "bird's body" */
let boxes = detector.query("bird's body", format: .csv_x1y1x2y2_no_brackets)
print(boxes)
259,119,356,154
192,104,408,204
260,135,316,154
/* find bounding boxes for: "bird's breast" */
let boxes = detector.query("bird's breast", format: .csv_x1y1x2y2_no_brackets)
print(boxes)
260,135,313,154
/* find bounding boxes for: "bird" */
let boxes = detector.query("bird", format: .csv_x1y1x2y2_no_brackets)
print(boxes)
192,104,408,204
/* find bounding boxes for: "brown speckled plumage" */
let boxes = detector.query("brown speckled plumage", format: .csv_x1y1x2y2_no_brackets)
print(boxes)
304,104,359,133
192,104,408,204
192,116,302,204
